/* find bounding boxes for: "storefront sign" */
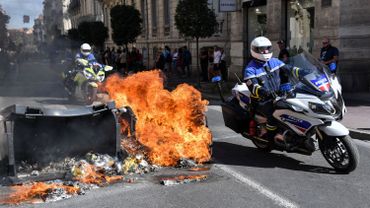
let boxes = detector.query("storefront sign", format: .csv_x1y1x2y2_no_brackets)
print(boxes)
219,0,237,12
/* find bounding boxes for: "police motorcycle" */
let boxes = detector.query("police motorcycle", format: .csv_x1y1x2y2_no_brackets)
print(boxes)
220,51,358,173
63,58,113,105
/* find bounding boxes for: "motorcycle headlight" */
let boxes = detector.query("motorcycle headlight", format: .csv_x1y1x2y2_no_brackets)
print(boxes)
97,73,105,82
309,102,335,115
83,70,94,79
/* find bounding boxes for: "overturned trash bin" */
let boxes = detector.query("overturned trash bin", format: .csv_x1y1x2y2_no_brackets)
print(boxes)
0,102,134,183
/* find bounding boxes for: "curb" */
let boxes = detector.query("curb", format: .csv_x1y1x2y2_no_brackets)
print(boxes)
349,128,370,141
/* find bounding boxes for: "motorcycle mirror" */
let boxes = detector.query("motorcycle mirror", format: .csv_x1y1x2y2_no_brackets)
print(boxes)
234,73,243,85
104,66,113,71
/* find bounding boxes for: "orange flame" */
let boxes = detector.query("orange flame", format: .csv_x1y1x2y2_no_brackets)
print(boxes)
73,163,123,186
104,71,212,166
0,182,79,205
1,163,123,205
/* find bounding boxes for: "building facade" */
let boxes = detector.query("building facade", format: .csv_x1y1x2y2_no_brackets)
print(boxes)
96,0,370,92
68,0,104,29
33,15,46,51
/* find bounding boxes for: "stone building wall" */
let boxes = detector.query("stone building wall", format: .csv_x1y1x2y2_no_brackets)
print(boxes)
339,0,370,91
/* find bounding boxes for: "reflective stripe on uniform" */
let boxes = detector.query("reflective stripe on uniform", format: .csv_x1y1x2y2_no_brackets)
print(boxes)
270,63,285,73
266,124,277,131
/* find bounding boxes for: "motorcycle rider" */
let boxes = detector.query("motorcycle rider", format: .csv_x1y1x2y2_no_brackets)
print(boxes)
76,43,96,63
244,36,304,147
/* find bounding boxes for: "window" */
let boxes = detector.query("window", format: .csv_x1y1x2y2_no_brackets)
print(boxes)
163,0,170,36
141,0,146,36
247,6,267,44
151,0,157,34
321,0,332,8
164,0,170,26
286,0,315,54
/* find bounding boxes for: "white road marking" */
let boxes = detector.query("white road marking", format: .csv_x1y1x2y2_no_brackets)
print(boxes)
207,105,222,112
215,164,299,208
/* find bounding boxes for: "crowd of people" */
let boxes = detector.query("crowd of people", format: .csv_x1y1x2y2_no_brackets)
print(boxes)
154,45,193,78
98,46,144,75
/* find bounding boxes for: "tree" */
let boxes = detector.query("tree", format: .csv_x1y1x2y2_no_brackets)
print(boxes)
0,6,10,50
110,5,142,46
77,21,108,49
175,0,217,85
67,28,81,49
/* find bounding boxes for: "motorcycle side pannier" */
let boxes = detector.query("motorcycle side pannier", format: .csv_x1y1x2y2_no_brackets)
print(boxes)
221,97,250,133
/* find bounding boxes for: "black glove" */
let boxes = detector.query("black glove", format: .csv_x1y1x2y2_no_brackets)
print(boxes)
258,87,271,98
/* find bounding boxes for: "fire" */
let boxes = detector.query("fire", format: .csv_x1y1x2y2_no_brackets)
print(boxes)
103,70,212,166
1,162,123,205
72,161,123,186
0,182,79,205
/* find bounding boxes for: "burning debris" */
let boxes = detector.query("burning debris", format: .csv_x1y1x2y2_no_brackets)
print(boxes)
160,174,208,186
0,153,128,205
1,70,214,205
0,182,80,205
103,70,212,166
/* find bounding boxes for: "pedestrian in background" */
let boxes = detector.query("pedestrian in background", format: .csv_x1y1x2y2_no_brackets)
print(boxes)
220,48,228,81
207,47,214,81
200,48,209,81
320,37,339,74
277,40,290,64
212,46,222,80
118,48,127,74
155,51,165,71
172,48,178,74
183,46,192,77
176,48,184,76
163,46,172,74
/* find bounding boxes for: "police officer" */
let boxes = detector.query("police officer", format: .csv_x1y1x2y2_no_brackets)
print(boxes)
320,37,339,74
244,36,302,147
76,43,96,63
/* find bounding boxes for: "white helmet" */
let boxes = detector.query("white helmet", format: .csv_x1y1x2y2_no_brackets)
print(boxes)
80,43,92,56
250,36,273,62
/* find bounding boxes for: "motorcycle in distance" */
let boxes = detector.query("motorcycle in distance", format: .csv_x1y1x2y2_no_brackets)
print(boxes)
63,58,113,105
218,51,359,173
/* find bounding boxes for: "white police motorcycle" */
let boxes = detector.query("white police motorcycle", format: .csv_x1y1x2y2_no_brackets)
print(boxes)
220,51,358,173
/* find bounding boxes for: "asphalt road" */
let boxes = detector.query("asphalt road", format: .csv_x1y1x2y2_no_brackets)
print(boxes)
1,59,370,207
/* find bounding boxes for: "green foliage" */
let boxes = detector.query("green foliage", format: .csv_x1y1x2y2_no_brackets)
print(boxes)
175,0,217,39
77,21,108,48
0,6,10,49
110,5,142,46
67,28,79,41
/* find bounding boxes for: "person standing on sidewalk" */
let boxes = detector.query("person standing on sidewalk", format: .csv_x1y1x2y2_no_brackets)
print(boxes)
277,40,290,64
212,46,222,79
200,48,209,81
183,46,192,77
320,37,339,74
220,48,228,81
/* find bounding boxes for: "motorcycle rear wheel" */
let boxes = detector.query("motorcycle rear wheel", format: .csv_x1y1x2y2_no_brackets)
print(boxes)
252,138,272,152
319,135,359,173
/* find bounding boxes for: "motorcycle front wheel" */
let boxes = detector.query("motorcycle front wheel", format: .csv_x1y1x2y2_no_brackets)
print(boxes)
85,85,98,105
319,135,359,173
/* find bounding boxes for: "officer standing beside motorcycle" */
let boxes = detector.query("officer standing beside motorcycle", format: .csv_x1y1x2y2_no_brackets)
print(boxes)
320,37,339,74
244,36,304,148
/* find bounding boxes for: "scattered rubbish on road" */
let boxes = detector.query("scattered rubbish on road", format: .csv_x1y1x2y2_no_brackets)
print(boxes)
160,174,208,186
188,167,211,172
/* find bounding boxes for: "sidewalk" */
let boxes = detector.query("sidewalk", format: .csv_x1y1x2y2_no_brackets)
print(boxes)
166,74,370,141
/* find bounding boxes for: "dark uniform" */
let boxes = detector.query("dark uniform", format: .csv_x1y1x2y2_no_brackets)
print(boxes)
244,58,301,131
320,45,339,73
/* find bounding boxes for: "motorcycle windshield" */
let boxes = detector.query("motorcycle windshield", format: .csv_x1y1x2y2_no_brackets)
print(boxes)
287,51,334,97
